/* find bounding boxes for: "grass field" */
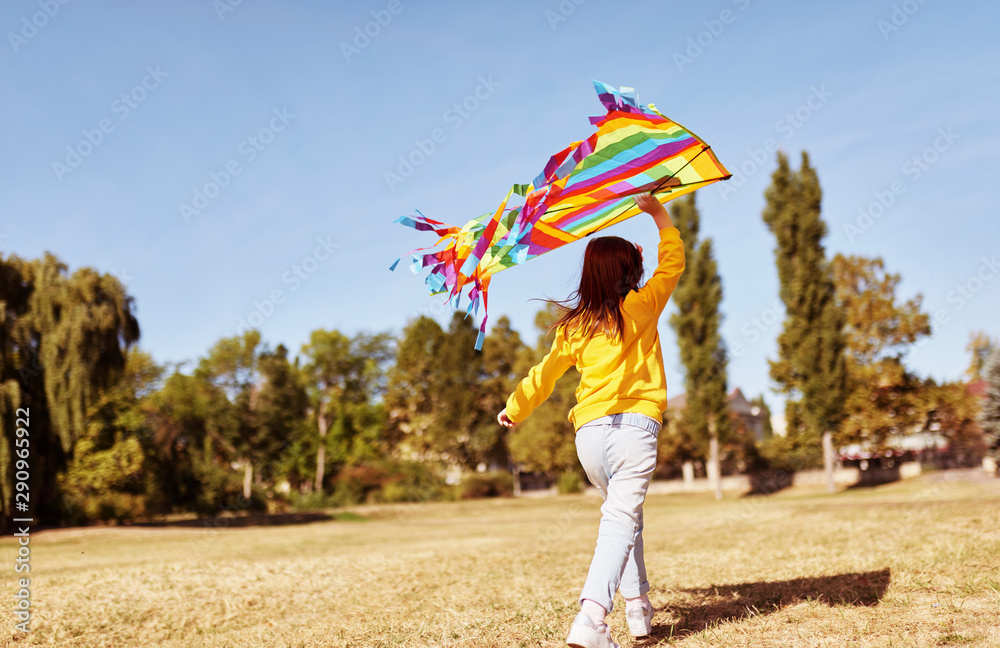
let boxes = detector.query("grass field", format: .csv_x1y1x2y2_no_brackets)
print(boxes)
5,471,1000,647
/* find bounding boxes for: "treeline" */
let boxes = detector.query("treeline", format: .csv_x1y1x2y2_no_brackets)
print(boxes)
2,151,999,527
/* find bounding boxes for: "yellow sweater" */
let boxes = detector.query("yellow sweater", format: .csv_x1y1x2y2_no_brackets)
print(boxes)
505,226,685,430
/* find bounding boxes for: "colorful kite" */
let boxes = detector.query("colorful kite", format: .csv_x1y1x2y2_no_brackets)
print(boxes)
391,80,731,349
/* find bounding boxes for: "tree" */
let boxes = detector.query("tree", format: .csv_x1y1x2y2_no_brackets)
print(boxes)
965,331,998,382
194,331,270,500
0,252,139,528
477,316,525,469
300,329,393,492
59,349,163,522
255,344,309,487
507,304,580,479
668,194,730,499
979,348,1000,470
385,316,446,462
832,254,931,450
762,152,846,492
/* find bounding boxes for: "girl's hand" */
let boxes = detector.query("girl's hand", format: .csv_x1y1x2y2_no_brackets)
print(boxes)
635,192,665,215
497,409,516,428
635,192,673,229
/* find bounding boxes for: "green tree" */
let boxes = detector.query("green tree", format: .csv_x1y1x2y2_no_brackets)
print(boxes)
255,344,309,488
385,316,446,462
832,254,931,450
146,369,217,512
762,152,846,491
0,252,139,528
668,194,730,499
194,331,272,500
60,349,163,522
477,316,525,469
300,330,393,492
387,313,511,471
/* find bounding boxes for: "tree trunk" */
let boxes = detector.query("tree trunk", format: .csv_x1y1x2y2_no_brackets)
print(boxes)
708,416,722,500
682,460,695,492
512,464,521,497
823,429,836,493
708,436,722,500
243,461,253,500
315,400,329,493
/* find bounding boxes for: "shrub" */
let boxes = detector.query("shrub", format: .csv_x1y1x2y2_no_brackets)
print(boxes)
377,462,446,503
556,471,585,494
457,471,514,500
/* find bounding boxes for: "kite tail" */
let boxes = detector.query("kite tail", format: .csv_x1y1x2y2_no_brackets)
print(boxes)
390,211,492,350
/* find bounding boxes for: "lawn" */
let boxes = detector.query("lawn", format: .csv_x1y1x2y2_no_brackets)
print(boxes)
5,471,1000,647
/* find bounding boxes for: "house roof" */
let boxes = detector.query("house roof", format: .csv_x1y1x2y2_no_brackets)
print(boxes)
667,387,759,415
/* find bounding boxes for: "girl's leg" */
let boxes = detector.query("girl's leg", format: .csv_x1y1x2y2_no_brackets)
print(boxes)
575,415,658,615
619,511,649,601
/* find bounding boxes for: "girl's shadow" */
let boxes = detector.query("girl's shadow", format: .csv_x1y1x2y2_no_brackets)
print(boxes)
637,568,890,642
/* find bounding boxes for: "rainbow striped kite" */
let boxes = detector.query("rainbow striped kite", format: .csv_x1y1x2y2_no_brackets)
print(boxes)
391,80,731,349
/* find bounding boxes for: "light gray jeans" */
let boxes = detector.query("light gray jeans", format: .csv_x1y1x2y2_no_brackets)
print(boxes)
575,412,660,613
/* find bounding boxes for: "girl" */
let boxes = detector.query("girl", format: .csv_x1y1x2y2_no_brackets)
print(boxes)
497,192,684,648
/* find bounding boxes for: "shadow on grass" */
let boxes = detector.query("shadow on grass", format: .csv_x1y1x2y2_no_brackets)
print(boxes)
131,511,365,528
847,465,902,489
642,568,890,641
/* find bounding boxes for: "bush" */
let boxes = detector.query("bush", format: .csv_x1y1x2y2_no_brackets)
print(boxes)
329,461,448,506
377,462,446,503
287,490,339,512
456,471,514,500
556,471,585,494
759,434,823,473
331,464,390,506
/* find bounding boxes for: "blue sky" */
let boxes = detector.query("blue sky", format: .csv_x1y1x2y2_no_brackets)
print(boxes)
2,0,998,425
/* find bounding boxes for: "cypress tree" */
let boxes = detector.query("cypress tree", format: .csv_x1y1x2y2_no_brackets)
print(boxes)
980,349,1000,471
762,152,846,492
668,194,730,499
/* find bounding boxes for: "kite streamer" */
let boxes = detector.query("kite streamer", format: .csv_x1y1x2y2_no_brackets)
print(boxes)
391,80,731,349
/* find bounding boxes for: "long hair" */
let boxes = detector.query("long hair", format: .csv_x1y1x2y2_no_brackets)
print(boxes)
549,236,644,343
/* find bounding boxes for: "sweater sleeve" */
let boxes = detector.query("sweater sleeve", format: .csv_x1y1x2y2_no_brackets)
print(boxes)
504,328,574,423
633,226,685,317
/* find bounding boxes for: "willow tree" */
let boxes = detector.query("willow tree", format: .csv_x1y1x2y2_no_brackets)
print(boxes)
0,252,139,528
762,152,846,492
668,194,730,499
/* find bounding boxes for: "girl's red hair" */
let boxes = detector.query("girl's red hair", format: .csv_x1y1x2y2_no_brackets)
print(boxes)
550,236,643,343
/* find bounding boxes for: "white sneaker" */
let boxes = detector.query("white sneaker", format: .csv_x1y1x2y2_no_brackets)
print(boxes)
625,602,654,637
566,612,619,648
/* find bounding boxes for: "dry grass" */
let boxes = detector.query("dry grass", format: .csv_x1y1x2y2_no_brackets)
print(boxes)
4,471,1000,647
